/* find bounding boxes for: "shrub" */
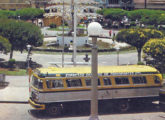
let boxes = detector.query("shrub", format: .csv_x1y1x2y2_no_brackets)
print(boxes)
50,23,57,28
137,61,145,65
143,39,165,73
8,59,16,70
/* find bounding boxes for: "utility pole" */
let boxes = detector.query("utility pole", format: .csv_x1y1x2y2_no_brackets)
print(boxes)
73,0,77,66
144,0,147,9
62,0,65,67
71,0,74,32
70,0,77,66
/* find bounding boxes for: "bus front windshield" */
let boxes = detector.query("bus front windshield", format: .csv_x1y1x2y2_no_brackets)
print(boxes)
32,76,43,89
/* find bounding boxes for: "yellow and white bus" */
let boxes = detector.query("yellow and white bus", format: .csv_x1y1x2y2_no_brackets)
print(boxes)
28,65,163,115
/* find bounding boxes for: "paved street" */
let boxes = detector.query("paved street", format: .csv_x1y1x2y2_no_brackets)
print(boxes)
1,103,165,120
1,51,137,68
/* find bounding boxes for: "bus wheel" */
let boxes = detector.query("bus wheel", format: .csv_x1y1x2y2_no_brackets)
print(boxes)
46,104,62,116
116,101,130,112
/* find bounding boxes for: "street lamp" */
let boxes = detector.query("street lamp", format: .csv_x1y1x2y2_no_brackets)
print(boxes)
88,22,102,120
62,0,65,67
116,46,120,65
18,16,20,20
26,44,31,69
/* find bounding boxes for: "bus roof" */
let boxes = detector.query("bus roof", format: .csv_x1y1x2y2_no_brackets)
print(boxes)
35,65,159,77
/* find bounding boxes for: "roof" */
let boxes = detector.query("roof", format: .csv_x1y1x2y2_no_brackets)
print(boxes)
35,65,159,77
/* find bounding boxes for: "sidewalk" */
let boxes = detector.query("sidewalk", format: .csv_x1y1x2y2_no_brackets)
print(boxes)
0,75,28,103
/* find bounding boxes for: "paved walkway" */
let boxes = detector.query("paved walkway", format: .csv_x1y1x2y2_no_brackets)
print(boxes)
0,76,28,103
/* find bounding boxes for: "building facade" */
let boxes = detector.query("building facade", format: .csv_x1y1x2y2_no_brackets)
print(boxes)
95,0,165,9
0,0,30,10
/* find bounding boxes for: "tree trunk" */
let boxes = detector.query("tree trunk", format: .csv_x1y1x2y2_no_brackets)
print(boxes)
9,47,13,59
137,47,142,62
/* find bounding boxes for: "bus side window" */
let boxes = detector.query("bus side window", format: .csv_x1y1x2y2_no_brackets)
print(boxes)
52,80,64,88
32,76,38,88
132,76,147,84
115,77,129,85
85,78,101,86
46,80,51,88
154,76,160,84
85,78,91,86
66,78,82,87
38,80,43,89
98,78,101,86
103,77,111,85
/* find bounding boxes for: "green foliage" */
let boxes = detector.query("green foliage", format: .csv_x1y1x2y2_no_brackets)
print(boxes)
116,28,163,62
137,61,145,65
50,23,57,28
16,8,44,20
0,8,44,20
8,59,16,69
103,8,127,21
143,39,165,72
98,8,165,26
0,10,16,19
0,69,27,76
0,36,11,53
157,14,165,25
0,19,43,58
116,28,163,47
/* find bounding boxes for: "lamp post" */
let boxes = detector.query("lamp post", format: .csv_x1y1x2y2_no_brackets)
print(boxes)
18,16,20,20
26,44,31,69
62,0,64,67
88,22,102,120
116,46,120,65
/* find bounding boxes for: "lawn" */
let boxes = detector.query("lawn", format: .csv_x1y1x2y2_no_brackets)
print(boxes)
163,74,165,79
0,68,27,76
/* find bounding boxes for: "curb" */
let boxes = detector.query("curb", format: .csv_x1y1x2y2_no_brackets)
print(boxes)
0,101,28,104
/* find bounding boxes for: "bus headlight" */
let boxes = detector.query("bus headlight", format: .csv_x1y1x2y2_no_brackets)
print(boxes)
31,91,39,102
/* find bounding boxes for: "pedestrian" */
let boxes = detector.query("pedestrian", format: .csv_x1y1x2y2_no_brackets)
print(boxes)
109,30,112,37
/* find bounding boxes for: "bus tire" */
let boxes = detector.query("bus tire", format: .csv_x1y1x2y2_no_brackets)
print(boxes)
116,100,130,112
46,104,63,116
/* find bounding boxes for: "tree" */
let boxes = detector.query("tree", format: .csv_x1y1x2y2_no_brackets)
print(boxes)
116,28,163,62
143,39,165,72
0,36,11,54
16,8,44,21
0,19,43,59
103,8,127,21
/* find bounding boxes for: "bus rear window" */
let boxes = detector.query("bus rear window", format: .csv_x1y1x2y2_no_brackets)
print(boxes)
132,76,147,84
115,77,129,85
66,79,82,87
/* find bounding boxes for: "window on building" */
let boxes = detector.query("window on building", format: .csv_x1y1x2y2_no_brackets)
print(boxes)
108,0,119,4
132,76,147,84
115,77,129,84
52,8,57,12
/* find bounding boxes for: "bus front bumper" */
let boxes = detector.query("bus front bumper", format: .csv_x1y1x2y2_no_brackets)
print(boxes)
29,98,45,110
